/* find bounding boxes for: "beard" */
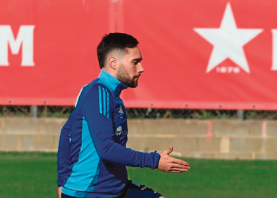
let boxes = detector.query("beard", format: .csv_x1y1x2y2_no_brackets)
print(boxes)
117,65,139,88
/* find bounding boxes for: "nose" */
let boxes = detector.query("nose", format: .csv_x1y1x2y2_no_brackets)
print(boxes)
138,63,145,73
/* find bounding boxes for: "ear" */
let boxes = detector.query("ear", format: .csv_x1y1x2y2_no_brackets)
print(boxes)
107,56,118,70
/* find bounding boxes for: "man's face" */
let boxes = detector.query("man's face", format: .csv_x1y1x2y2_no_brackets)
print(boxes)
116,47,144,88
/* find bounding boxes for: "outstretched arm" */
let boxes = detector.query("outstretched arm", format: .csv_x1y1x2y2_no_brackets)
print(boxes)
81,85,160,169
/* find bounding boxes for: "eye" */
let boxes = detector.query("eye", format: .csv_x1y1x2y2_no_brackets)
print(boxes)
133,61,138,65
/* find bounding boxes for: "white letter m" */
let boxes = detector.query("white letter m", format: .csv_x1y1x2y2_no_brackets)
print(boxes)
0,25,35,66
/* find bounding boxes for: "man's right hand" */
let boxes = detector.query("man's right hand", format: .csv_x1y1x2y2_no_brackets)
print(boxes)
158,146,190,173
58,187,62,198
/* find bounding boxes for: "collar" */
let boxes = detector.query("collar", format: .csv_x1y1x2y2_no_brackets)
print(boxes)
98,70,128,97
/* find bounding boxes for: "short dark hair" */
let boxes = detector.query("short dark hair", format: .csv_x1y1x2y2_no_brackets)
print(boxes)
97,33,139,69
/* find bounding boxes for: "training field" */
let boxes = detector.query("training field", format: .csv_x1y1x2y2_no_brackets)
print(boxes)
0,152,276,198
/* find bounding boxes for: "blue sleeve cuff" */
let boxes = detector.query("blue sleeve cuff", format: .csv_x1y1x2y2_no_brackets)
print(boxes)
57,181,63,187
152,151,161,169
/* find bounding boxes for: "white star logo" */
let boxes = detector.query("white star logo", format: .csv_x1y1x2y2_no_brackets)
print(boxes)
194,3,263,73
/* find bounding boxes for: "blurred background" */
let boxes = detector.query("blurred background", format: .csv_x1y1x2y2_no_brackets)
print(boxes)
0,0,277,197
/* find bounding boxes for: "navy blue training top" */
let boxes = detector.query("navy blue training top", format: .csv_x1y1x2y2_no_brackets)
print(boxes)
57,70,160,197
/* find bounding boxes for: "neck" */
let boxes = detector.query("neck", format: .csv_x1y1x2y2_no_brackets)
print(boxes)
98,70,128,97
102,67,117,80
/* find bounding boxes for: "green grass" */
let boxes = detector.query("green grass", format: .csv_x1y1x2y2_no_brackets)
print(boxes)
0,152,276,198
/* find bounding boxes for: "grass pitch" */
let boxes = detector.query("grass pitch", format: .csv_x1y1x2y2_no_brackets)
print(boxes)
0,152,276,198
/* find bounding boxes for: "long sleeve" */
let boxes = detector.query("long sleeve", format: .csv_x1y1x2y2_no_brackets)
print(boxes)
80,85,160,169
57,110,74,187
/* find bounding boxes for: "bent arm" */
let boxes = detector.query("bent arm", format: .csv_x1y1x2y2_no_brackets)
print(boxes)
57,110,74,187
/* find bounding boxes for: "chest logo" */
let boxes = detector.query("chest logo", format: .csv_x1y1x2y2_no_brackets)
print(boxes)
115,126,128,136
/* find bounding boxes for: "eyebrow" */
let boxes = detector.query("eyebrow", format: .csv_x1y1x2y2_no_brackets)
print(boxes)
132,58,143,62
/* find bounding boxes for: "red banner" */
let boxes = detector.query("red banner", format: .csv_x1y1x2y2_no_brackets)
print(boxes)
1,0,277,110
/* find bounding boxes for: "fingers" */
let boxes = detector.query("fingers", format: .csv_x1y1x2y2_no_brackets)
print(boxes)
169,168,189,173
169,170,182,173
171,164,189,172
160,146,174,155
170,169,188,173
172,158,189,166
168,157,190,173
161,162,190,173
158,149,191,174
166,146,173,155
174,166,189,171
158,163,190,173
171,163,189,169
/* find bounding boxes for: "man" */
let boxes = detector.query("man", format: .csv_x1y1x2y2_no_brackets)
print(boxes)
57,33,190,198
